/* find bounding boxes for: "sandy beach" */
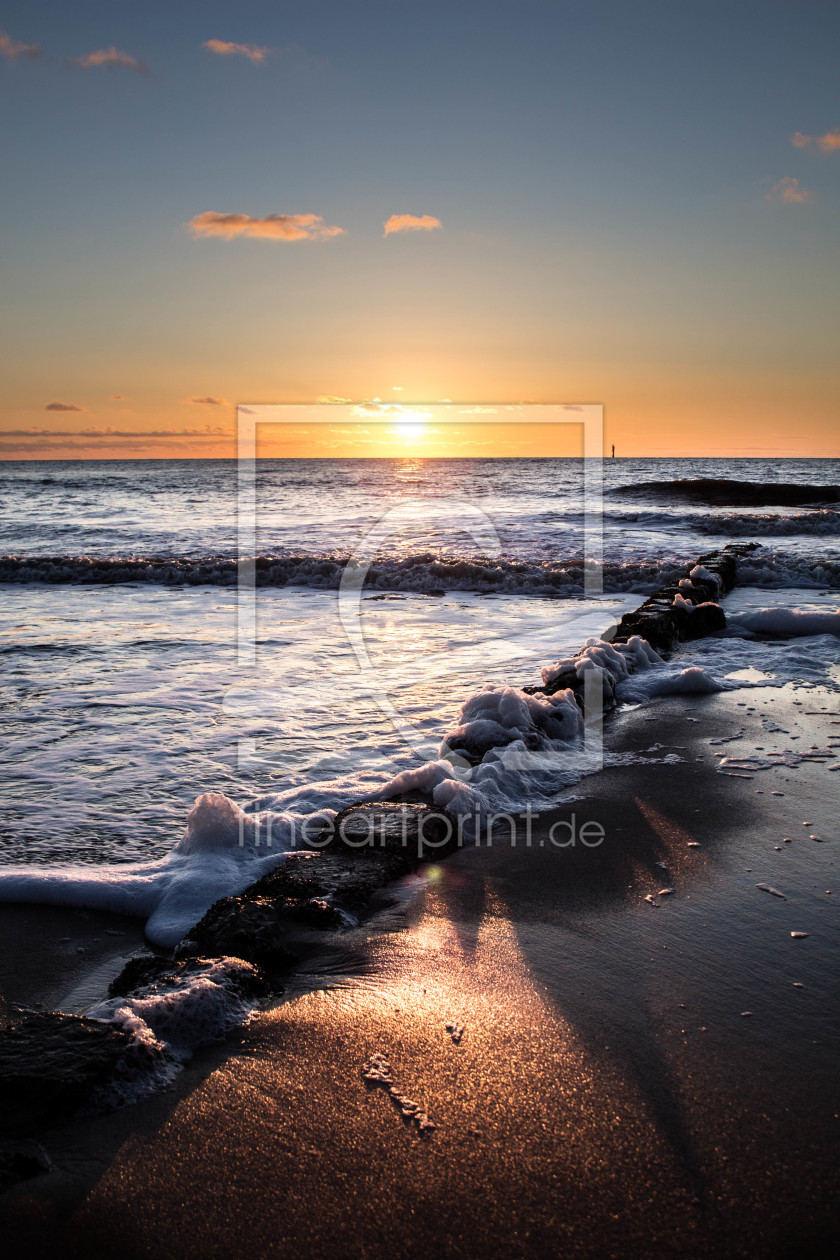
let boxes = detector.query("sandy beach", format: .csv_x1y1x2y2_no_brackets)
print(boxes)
2,683,837,1258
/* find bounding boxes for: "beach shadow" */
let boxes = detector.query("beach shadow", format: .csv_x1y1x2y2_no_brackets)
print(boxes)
421,757,749,1208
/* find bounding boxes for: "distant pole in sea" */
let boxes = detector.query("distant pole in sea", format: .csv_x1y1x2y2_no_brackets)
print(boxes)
611,444,615,458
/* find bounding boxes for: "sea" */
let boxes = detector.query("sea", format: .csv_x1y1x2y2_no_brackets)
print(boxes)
0,455,838,948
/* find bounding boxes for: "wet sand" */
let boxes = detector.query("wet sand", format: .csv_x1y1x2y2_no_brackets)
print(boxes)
1,686,838,1258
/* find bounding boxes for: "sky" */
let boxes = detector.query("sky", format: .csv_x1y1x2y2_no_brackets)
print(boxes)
1,0,838,459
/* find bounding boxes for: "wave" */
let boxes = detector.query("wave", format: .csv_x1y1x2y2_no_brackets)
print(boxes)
614,479,840,507
0,551,682,595
608,509,840,536
2,547,839,592
734,549,840,589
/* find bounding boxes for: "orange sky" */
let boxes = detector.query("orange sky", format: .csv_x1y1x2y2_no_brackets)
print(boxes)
2,382,838,461
2,6,838,461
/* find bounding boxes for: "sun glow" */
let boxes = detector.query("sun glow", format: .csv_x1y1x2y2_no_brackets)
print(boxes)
394,412,427,442
349,402,432,444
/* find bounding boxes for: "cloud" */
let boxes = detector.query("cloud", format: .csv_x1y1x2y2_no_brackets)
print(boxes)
188,211,344,242
111,394,124,400
183,395,229,406
766,177,814,205
72,47,150,76
45,400,85,412
383,213,443,237
350,402,432,421
0,29,41,60
791,128,840,153
317,395,352,404
4,426,229,440
202,39,271,64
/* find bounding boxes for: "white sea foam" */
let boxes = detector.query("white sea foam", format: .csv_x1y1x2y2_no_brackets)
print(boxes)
540,634,661,689
616,664,724,702
87,958,261,1056
0,793,336,947
724,607,840,637
83,956,265,1105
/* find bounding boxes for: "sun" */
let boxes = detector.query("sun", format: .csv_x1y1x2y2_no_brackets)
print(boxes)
395,412,427,440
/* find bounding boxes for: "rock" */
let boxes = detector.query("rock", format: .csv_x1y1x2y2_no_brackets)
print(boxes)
614,607,679,653
755,883,786,900
526,665,578,698
608,544,757,653
0,1139,52,1192
321,801,457,859
179,899,304,977
0,1011,162,1138
176,804,454,973
109,953,269,1002
680,601,727,639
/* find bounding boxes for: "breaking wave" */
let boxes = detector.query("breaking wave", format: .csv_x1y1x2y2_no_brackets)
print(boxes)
2,546,838,592
614,479,840,507
0,551,682,595
609,509,840,537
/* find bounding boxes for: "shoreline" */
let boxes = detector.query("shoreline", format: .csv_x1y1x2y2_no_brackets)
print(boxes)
1,683,838,1256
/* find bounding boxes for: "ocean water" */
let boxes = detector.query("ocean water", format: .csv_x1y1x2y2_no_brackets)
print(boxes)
0,456,838,946
1,455,839,586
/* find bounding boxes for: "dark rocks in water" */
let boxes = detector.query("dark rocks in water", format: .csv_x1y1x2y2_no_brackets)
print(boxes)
531,543,756,700
108,953,185,998
609,543,756,652
320,801,458,859
251,847,416,911
613,607,681,654
177,805,454,974
532,664,578,698
0,1139,52,1193
108,953,269,1003
0,1011,158,1138
179,900,304,978
616,479,840,507
676,600,727,640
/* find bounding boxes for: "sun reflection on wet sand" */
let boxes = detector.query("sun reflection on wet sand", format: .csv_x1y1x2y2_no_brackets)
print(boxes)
73,878,697,1257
